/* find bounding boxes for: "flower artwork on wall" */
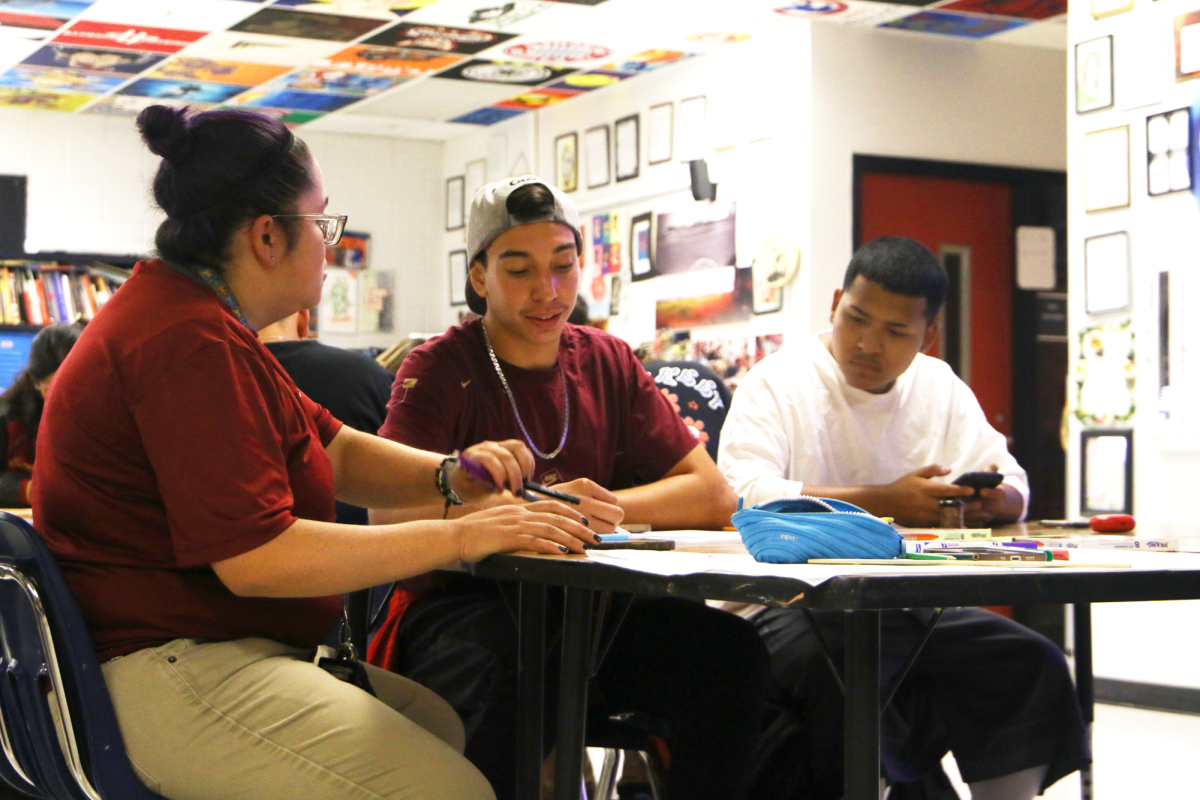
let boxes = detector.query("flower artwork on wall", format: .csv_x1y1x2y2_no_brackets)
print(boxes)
1075,322,1135,426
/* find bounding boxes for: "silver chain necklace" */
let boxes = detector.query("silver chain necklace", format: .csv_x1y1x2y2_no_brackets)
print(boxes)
481,323,569,460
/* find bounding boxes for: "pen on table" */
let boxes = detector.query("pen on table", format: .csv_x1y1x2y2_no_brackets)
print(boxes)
905,552,957,561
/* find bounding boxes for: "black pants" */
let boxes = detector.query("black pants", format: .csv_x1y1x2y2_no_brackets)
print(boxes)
391,575,769,800
753,607,1091,798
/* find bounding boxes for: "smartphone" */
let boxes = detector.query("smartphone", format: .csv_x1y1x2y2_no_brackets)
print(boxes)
952,471,1005,492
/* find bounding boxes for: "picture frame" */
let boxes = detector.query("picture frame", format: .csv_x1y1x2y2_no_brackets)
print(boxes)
1091,0,1132,19
678,95,706,162
465,159,487,208
1075,36,1113,113
1080,428,1133,515
615,113,640,182
1147,107,1193,195
585,124,610,190
1083,126,1130,212
648,102,673,165
1176,10,1200,82
630,211,654,282
1084,232,1130,314
554,132,578,192
445,176,464,231
449,249,468,307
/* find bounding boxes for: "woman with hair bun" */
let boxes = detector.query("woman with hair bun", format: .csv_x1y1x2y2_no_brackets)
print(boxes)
33,105,599,800
0,323,81,506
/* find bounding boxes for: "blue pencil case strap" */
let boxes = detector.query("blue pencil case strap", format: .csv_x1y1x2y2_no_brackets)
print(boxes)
732,496,904,564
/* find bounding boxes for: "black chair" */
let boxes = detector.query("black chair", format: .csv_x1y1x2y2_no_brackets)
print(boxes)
643,361,733,462
0,511,164,800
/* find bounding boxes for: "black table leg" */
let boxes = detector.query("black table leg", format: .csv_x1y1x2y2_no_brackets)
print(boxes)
516,583,547,800
844,609,881,800
1074,603,1094,800
554,587,595,800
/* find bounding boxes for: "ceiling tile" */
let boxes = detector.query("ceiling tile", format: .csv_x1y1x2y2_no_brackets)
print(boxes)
343,74,514,118
177,31,345,66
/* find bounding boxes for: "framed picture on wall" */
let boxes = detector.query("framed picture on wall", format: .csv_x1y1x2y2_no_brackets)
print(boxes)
1084,231,1130,314
648,102,673,164
585,124,610,189
465,159,486,207
1075,36,1113,113
1147,107,1193,194
449,249,468,307
1091,0,1132,19
1083,126,1130,212
615,113,639,182
446,176,464,231
678,95,706,162
555,132,578,192
1080,428,1133,515
1176,11,1200,81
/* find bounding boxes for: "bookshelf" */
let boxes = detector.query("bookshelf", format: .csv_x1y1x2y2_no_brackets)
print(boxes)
0,255,133,330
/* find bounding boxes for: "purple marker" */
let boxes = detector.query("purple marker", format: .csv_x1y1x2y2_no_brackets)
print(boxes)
456,453,497,488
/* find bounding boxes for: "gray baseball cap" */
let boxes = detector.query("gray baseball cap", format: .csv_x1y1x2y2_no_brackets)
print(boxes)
466,175,582,263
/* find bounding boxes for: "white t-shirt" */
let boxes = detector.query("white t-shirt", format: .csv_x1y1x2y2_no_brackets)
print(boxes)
718,332,1029,516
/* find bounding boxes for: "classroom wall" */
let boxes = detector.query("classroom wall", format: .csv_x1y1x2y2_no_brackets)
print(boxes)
434,22,1067,353
434,27,810,346
1066,0,1200,689
808,23,1067,334
0,107,444,350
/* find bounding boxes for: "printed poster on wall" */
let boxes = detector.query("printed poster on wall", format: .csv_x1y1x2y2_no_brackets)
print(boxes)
320,267,359,333
654,202,736,275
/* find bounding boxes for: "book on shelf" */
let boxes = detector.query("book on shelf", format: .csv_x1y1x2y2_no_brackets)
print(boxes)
0,262,125,326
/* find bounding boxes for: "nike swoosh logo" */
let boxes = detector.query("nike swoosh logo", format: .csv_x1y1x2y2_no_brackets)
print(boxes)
461,380,471,388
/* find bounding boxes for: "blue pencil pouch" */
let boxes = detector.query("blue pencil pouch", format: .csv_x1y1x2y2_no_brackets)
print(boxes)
732,496,904,564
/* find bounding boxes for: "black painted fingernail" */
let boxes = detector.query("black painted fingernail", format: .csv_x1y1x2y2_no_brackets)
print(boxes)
581,516,590,527
594,534,603,543
559,545,569,553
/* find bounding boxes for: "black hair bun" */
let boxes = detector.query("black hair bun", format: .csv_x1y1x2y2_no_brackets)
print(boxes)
137,105,192,163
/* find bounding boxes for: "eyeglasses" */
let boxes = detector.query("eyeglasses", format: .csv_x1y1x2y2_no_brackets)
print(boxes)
272,214,348,246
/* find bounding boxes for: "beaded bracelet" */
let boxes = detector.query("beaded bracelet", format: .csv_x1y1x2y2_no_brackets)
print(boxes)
435,455,465,507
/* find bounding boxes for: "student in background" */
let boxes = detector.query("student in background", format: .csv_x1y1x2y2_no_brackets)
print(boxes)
35,106,595,800
369,176,767,800
259,309,394,525
718,236,1088,800
0,323,80,506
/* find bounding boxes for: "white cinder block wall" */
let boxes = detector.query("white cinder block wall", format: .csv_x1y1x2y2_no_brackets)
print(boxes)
0,108,444,350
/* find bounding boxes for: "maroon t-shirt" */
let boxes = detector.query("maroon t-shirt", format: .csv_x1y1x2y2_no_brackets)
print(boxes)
368,320,697,670
378,319,697,490
34,260,344,661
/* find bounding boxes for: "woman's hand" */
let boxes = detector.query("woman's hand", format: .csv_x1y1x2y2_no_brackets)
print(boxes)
452,501,597,562
449,440,534,503
548,478,625,535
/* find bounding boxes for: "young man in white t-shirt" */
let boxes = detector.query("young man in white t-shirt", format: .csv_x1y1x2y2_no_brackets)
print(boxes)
719,237,1088,800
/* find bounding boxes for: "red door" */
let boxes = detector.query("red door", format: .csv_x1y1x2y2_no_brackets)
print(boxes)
858,172,1014,437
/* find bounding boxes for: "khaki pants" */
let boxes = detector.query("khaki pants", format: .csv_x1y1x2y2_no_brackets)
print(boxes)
102,638,495,800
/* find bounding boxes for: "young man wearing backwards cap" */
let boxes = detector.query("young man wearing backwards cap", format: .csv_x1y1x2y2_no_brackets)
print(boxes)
367,176,768,800
717,236,1089,799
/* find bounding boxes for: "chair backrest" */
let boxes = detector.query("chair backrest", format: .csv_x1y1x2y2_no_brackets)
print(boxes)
644,361,733,462
0,512,163,800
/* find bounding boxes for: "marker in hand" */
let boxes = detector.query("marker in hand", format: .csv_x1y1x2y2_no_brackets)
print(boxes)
458,453,582,505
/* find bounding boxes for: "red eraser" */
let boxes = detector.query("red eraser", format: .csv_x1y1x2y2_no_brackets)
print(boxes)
1089,514,1135,533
